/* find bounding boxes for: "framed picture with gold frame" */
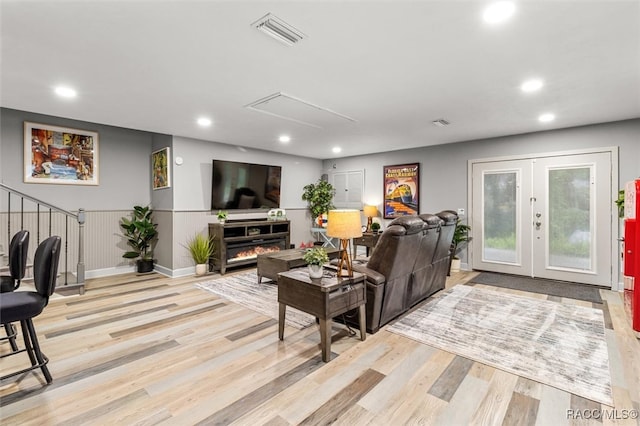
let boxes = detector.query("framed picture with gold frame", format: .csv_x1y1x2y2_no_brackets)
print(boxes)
24,121,98,185
152,147,170,190
383,163,419,219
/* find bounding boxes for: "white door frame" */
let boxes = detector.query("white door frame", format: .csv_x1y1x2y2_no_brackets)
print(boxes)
467,146,620,290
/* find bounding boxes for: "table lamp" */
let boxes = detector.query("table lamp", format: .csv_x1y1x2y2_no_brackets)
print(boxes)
363,204,378,232
327,209,363,277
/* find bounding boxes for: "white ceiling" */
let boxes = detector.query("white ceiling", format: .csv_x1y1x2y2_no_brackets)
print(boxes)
1,1,639,160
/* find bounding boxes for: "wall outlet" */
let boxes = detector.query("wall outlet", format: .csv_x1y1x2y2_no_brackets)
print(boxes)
457,208,465,216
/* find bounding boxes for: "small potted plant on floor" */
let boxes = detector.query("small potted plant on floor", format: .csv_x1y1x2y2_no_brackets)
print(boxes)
120,205,157,273
185,233,215,276
217,210,228,224
303,247,329,279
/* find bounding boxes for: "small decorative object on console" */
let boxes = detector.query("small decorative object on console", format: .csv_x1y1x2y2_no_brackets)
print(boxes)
267,208,286,221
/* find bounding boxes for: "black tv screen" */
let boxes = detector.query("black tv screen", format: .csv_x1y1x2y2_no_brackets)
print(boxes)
211,160,281,210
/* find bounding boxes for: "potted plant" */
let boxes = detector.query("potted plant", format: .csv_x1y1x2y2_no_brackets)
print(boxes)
370,222,381,234
120,205,157,273
302,247,329,279
301,180,335,226
615,189,625,218
450,218,471,273
217,210,228,224
185,233,215,276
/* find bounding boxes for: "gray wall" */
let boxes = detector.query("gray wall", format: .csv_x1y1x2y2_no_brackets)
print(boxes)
1,108,154,211
325,119,640,221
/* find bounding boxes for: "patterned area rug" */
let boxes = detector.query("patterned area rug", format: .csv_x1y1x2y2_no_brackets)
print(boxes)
388,285,613,405
196,271,315,329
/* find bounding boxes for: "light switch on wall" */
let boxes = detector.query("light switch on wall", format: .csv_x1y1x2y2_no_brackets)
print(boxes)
457,208,465,216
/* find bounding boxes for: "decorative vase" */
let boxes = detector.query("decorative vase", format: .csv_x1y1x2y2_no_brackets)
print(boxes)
308,264,323,279
195,263,208,276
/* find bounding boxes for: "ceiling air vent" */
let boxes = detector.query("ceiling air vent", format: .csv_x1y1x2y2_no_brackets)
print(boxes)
251,13,306,46
432,119,451,127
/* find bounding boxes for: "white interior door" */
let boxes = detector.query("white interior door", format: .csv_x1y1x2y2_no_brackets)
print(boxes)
471,151,613,286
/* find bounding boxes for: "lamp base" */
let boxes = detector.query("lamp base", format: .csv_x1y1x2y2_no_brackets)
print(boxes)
336,238,353,277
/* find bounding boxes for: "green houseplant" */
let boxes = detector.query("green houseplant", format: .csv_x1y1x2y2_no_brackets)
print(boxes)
370,222,381,234
217,210,228,224
301,180,335,226
615,189,625,218
450,218,471,272
120,205,157,273
303,247,329,278
185,233,215,275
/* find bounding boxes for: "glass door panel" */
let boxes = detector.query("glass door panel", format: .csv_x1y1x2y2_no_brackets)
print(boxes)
483,171,518,264
547,167,593,271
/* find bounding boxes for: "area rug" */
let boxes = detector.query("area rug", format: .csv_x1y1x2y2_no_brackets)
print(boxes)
196,271,315,329
471,272,604,304
388,285,613,405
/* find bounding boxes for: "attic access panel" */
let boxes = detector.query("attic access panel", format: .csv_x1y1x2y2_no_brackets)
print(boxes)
245,92,356,128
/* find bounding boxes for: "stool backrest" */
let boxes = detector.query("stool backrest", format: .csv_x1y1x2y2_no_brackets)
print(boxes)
33,236,61,299
8,230,30,281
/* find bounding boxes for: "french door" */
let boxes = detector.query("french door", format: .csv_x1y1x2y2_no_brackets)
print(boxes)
471,151,614,286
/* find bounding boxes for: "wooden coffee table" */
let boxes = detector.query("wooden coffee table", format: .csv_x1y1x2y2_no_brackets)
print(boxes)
277,268,366,362
256,248,340,283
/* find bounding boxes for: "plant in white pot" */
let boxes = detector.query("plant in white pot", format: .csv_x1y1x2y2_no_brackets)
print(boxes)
450,218,471,273
185,233,215,276
217,210,228,224
302,247,329,279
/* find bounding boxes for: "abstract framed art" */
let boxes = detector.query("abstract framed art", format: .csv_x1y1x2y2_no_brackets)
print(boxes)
24,121,99,185
383,163,419,219
152,147,170,190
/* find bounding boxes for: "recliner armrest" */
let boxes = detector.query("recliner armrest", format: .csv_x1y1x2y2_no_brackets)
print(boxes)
352,264,386,285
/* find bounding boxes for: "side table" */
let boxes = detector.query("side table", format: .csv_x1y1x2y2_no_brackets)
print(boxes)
277,268,366,362
352,232,380,258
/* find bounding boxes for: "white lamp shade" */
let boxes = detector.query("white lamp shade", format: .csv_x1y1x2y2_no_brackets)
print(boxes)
326,209,363,239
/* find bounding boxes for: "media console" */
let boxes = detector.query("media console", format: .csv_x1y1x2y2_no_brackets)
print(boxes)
208,220,290,274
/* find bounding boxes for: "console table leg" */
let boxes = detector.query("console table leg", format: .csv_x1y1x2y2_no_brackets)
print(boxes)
278,303,286,340
358,305,367,341
319,318,331,362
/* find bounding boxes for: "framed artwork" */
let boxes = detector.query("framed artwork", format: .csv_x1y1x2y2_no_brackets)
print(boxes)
152,147,170,190
383,163,420,219
24,121,98,185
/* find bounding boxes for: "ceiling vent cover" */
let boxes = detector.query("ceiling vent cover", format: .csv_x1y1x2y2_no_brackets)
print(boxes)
252,13,306,46
432,118,451,127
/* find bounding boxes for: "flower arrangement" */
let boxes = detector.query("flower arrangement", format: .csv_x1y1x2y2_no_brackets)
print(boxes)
302,247,329,266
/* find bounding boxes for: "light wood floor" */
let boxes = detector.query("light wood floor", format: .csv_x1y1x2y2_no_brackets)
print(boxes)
1,269,639,425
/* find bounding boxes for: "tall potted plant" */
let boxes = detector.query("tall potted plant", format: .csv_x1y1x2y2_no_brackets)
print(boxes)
450,218,471,273
120,205,158,273
301,180,335,226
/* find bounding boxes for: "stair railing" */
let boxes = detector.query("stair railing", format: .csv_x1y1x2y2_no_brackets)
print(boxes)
0,183,85,294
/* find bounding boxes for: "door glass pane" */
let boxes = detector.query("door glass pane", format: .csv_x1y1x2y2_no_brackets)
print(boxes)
548,167,592,270
483,172,517,263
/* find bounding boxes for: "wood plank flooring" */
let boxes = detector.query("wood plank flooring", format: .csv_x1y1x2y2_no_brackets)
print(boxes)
1,270,639,425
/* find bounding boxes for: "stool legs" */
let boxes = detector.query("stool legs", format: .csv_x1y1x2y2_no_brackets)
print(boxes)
3,323,19,352
0,320,51,384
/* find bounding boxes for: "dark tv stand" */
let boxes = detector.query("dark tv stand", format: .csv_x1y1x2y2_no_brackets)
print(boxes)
208,220,290,274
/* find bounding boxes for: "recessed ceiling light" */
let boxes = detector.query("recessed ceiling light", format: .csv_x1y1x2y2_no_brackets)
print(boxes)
332,147,342,154
54,86,77,98
279,135,291,143
538,113,556,123
521,79,544,93
197,117,212,127
483,1,515,24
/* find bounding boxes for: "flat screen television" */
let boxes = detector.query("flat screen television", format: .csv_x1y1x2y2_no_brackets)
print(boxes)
211,160,282,210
